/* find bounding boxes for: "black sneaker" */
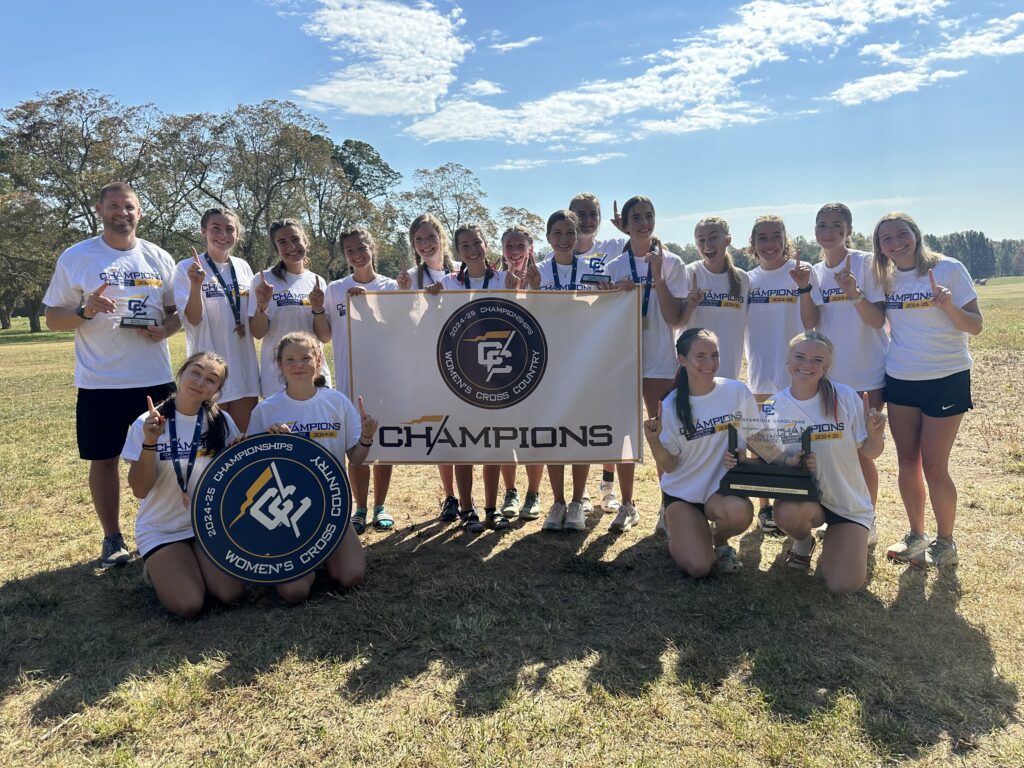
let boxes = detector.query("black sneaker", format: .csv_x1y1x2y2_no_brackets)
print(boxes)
758,505,782,536
100,533,131,569
439,495,459,522
460,508,485,534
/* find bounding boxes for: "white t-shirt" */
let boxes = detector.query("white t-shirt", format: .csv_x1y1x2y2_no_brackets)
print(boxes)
745,263,804,394
43,236,176,389
536,255,598,291
122,407,240,557
247,269,332,396
808,250,888,391
249,387,361,463
658,378,759,504
576,238,626,277
173,254,260,403
883,257,977,380
605,249,688,379
684,261,749,380
440,269,509,291
325,274,398,398
763,385,873,527
404,261,461,289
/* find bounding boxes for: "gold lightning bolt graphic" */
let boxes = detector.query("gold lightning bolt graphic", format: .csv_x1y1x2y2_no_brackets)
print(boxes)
464,330,513,343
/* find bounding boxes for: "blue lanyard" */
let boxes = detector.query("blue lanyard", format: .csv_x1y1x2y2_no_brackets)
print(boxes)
551,257,578,290
168,405,205,496
627,247,653,318
420,264,450,287
203,254,242,328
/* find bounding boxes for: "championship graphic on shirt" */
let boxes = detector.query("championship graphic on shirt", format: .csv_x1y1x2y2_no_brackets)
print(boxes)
885,290,933,310
748,287,798,304
273,290,311,307
698,290,745,309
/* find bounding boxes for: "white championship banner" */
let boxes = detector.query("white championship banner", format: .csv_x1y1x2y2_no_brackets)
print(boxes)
348,289,643,464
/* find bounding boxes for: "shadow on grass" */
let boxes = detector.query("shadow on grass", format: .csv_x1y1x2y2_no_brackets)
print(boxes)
0,520,1016,759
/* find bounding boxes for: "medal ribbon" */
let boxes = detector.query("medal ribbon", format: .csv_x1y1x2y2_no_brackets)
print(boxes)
627,247,653,318
551,256,578,290
203,254,242,328
168,404,206,496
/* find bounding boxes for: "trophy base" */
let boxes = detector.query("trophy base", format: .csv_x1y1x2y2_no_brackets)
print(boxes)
119,317,158,328
719,464,820,502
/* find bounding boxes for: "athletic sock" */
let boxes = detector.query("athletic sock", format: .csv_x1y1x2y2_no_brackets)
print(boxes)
602,470,614,482
791,535,815,557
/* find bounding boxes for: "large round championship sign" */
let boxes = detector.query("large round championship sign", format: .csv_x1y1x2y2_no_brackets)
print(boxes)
436,296,547,409
192,433,352,584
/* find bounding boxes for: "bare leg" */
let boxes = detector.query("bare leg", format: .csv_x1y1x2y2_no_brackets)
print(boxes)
350,463,370,509
326,522,366,589
819,523,869,594
547,465,566,504
483,464,501,508
525,464,544,493
501,464,516,491
89,457,121,537
920,412,965,538
146,542,207,618
664,501,715,577
276,573,315,604
616,462,635,503
570,464,590,503
438,464,456,497
192,543,246,605
371,464,393,507
888,404,926,535
454,464,474,509
705,494,754,545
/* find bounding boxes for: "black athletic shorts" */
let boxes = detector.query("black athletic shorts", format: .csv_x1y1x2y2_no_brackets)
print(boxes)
76,382,175,460
662,492,705,517
821,505,869,531
884,369,972,418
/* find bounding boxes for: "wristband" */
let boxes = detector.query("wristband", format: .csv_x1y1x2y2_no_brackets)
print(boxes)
359,438,373,447
256,305,269,313
796,285,812,295
311,308,326,316
75,305,94,320
141,443,158,451
850,292,865,304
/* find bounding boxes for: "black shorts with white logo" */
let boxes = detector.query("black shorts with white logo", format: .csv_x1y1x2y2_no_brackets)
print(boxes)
884,369,972,418
76,382,175,460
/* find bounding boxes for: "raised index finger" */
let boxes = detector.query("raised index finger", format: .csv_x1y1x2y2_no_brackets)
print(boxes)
357,395,367,417
261,270,270,286
929,268,938,291
93,282,109,296
862,391,870,414
316,276,321,289
191,247,201,263
657,400,663,421
146,395,159,417
843,251,851,272
691,271,698,290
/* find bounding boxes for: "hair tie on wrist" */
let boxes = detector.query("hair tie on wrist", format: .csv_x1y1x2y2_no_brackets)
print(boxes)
142,444,158,451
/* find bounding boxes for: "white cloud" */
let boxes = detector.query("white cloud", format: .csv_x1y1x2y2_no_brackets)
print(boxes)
293,0,471,116
829,68,965,105
488,152,626,172
462,79,504,96
667,196,920,224
490,36,542,52
407,0,952,143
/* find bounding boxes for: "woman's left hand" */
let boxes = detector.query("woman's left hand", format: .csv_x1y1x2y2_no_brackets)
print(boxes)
863,392,886,435
309,276,325,312
357,396,378,441
347,286,367,297
266,423,292,435
929,269,953,310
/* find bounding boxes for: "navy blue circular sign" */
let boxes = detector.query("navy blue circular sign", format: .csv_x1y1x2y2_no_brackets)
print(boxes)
436,297,547,409
192,433,352,584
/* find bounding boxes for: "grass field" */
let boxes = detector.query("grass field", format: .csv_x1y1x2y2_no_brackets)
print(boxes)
1,278,1023,767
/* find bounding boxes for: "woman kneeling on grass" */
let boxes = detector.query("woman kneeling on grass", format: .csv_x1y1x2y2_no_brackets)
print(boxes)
769,332,886,593
247,331,373,603
642,328,757,576
124,352,245,618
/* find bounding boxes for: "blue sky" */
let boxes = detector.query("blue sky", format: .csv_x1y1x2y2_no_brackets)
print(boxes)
4,0,1024,243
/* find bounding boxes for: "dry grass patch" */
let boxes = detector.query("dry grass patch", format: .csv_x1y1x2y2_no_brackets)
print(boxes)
2,282,1023,767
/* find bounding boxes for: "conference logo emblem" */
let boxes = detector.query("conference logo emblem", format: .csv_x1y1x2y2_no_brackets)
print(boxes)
436,297,547,409
192,434,351,583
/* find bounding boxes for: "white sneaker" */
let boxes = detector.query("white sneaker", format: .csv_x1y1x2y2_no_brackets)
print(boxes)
598,480,620,512
542,502,567,531
610,502,640,532
581,494,594,516
564,501,586,530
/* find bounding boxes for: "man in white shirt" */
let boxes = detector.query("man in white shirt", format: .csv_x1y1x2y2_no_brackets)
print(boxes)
44,182,181,568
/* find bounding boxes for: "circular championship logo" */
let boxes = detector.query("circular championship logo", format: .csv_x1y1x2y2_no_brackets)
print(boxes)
436,297,547,409
192,434,352,584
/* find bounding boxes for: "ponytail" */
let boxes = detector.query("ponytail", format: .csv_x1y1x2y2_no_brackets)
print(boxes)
724,251,743,300
671,327,720,439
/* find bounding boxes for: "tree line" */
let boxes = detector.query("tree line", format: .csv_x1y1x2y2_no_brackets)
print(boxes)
2,89,1021,331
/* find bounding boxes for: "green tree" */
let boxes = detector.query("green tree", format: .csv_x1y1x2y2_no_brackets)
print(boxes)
398,163,496,248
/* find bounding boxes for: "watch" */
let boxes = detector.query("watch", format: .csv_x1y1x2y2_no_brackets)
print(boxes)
75,305,93,320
